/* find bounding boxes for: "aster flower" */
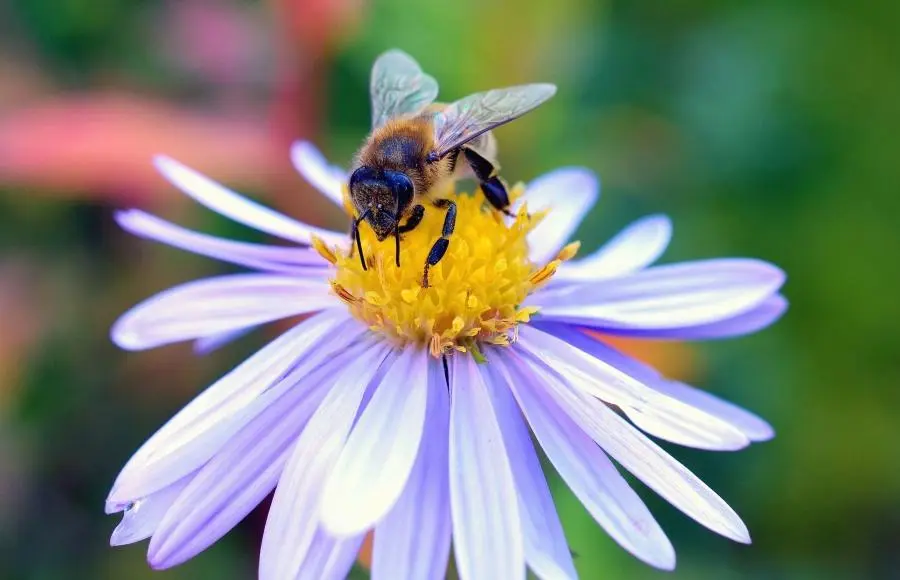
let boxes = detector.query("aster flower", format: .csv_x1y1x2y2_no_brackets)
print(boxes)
106,140,786,579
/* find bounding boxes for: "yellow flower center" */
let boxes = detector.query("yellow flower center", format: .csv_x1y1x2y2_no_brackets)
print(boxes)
313,183,578,358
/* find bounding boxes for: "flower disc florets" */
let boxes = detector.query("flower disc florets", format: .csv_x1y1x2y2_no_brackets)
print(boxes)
314,183,578,356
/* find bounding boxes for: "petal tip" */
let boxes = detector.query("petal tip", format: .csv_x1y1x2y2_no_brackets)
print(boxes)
722,517,752,545
289,140,312,165
110,323,143,351
105,495,127,515
654,553,677,572
318,510,366,539
647,213,673,234
151,154,179,174
753,424,776,442
147,536,182,571
147,551,172,571
109,521,141,547
318,488,376,539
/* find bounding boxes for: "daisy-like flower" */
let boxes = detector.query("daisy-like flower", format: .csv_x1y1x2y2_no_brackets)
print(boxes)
107,141,786,579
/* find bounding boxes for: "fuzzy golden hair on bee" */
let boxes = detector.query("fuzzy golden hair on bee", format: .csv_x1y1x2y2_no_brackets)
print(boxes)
354,118,436,200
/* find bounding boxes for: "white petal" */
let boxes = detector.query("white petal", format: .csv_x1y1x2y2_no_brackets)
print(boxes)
108,311,359,504
154,155,346,247
653,381,774,442
532,354,751,543
115,209,329,273
498,351,675,570
108,475,191,547
321,347,429,536
111,274,337,351
590,294,788,340
556,214,672,281
532,259,785,330
259,342,394,580
482,358,579,579
291,141,348,208
534,322,773,443
449,355,525,580
524,168,599,264
146,344,361,569
518,326,749,451
372,358,451,580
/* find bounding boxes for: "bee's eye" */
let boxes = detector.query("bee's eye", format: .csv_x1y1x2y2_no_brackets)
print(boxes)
384,170,414,208
349,166,377,190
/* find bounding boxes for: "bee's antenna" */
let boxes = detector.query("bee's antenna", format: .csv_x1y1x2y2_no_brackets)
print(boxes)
394,225,401,268
353,210,369,271
394,199,402,268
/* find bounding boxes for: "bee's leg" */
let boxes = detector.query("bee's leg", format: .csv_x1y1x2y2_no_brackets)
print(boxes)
422,199,456,288
463,147,515,217
398,204,425,233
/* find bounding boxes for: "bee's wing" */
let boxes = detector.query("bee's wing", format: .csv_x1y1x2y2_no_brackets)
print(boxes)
431,84,556,158
370,49,439,129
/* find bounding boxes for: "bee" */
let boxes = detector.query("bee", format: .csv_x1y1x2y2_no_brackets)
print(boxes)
348,49,556,287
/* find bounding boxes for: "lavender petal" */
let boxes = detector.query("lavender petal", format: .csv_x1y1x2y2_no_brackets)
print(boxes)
153,155,346,247
482,356,579,579
109,475,191,547
259,342,394,580
320,347,429,536
192,327,255,355
115,209,330,273
294,529,365,580
523,168,599,264
108,311,357,505
449,355,525,580
372,358,451,580
556,214,671,281
501,349,676,570
111,274,337,351
145,342,366,568
583,294,788,340
531,258,785,330
532,322,773,442
290,141,348,208
519,326,750,451
531,352,751,543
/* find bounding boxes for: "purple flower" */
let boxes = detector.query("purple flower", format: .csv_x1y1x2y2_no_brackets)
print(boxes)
107,140,786,579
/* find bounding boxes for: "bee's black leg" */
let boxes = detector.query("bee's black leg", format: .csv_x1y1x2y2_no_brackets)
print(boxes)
398,204,425,233
463,147,514,217
422,199,456,288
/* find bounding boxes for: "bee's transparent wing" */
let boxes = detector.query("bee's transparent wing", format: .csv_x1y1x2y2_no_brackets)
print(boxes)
370,49,439,129
431,84,556,158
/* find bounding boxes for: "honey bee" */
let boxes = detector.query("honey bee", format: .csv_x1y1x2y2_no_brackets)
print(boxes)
349,49,556,287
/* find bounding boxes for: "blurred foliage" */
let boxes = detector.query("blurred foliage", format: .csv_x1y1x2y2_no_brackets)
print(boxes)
1,0,899,579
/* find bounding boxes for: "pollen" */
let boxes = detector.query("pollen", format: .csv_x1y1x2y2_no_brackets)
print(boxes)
315,183,576,357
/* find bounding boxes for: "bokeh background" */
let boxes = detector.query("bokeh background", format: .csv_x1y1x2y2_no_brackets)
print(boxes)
1,0,898,578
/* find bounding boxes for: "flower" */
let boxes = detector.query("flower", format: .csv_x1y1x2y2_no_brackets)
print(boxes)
106,141,787,579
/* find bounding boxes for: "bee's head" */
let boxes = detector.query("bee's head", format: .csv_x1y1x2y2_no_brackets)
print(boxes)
348,166,415,241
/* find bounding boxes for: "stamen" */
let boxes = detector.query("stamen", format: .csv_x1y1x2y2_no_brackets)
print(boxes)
557,241,581,261
330,281,359,305
323,183,573,356
312,236,337,265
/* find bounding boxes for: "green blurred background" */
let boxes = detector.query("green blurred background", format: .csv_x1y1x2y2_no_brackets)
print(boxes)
1,0,898,578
